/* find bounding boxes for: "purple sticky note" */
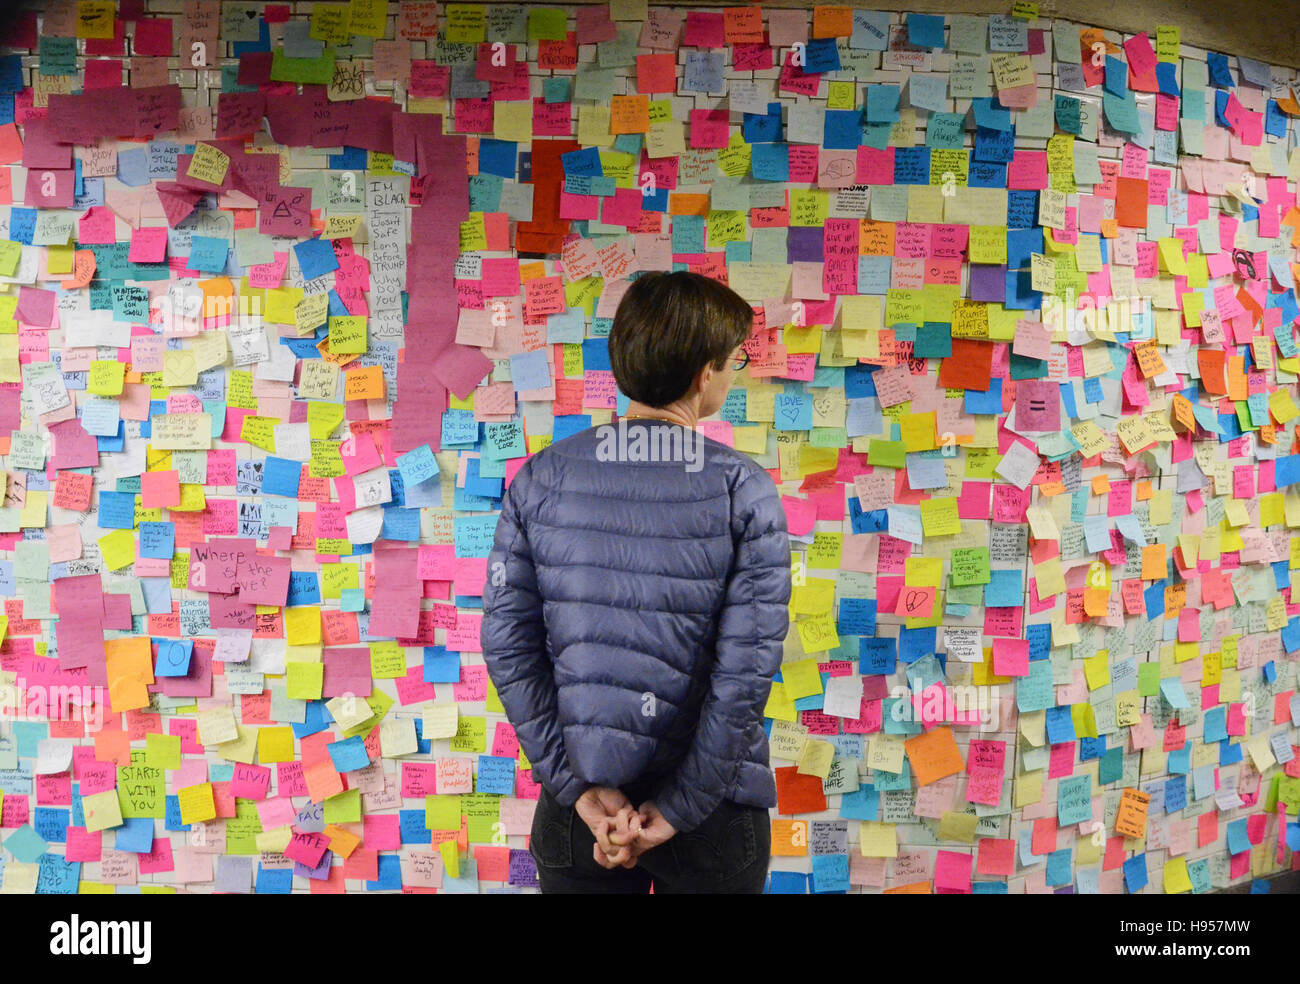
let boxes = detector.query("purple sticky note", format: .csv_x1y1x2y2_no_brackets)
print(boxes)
787,227,825,263
969,264,1007,303
215,855,254,894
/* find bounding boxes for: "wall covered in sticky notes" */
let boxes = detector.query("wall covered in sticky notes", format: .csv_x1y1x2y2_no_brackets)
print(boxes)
0,0,1299,898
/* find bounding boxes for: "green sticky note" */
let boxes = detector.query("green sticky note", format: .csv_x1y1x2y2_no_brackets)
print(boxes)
270,48,337,86
527,7,568,40
950,547,992,586
145,733,182,771
286,661,324,700
323,788,362,823
868,439,906,469
0,240,21,277
1137,662,1161,697
425,794,462,831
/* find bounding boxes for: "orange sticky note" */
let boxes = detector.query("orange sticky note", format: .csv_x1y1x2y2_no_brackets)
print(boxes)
1141,544,1166,580
904,726,964,787
609,94,649,134
1114,177,1149,228
811,5,853,37
1091,475,1111,494
669,193,710,216
770,819,809,856
1115,788,1151,838
343,365,385,401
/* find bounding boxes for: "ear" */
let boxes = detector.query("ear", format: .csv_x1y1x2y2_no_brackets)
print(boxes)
692,362,714,397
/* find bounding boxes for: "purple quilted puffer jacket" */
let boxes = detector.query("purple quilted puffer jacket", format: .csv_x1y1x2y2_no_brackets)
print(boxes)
481,419,792,834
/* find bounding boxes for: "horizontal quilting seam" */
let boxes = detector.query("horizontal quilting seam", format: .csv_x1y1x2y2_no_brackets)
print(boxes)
541,596,719,620
535,558,729,585
556,677,688,699
530,518,733,541
553,647,703,683
527,466,736,507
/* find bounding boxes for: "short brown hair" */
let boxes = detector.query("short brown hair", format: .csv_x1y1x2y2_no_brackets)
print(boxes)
608,271,754,408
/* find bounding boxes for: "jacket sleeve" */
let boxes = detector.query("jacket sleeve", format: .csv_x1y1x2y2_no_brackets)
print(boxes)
480,457,588,809
650,468,791,834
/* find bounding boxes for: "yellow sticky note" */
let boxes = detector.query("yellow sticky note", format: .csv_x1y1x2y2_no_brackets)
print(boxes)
440,838,459,879
1162,857,1193,894
178,783,218,825
187,143,231,186
258,727,295,764
285,661,324,700
764,681,798,722
82,789,124,832
98,529,135,571
860,821,898,857
87,360,126,396
797,739,834,780
77,0,116,39
284,606,322,646
494,101,533,143
321,214,362,240
145,733,181,770
425,794,462,831
328,315,368,354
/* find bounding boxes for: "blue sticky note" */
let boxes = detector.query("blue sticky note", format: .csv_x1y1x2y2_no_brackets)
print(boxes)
1226,818,1251,855
1104,55,1128,97
294,237,339,281
256,866,293,894
865,84,900,124
154,638,193,677
287,571,321,606
397,444,439,486
906,13,945,48
139,522,175,561
365,854,403,891
561,147,602,177
750,142,790,181
3,822,49,863
972,97,1012,131
97,490,137,530
683,50,726,91
1046,705,1076,744
114,816,155,854
823,110,862,150
811,853,850,893
1123,855,1147,893
478,139,518,178
423,645,461,682
327,735,371,772
36,854,80,894
510,348,551,391
187,235,229,274
984,569,1024,608
1160,677,1190,709
476,755,516,795
1045,848,1072,886
117,147,151,187
1207,52,1234,88
262,456,302,498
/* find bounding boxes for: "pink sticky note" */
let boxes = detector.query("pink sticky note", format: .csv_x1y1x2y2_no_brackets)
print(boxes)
992,638,1029,677
77,205,119,246
781,495,818,536
140,469,181,508
128,226,168,263
897,585,935,619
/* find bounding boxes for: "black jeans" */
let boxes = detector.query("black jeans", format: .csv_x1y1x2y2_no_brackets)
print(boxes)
528,779,770,894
